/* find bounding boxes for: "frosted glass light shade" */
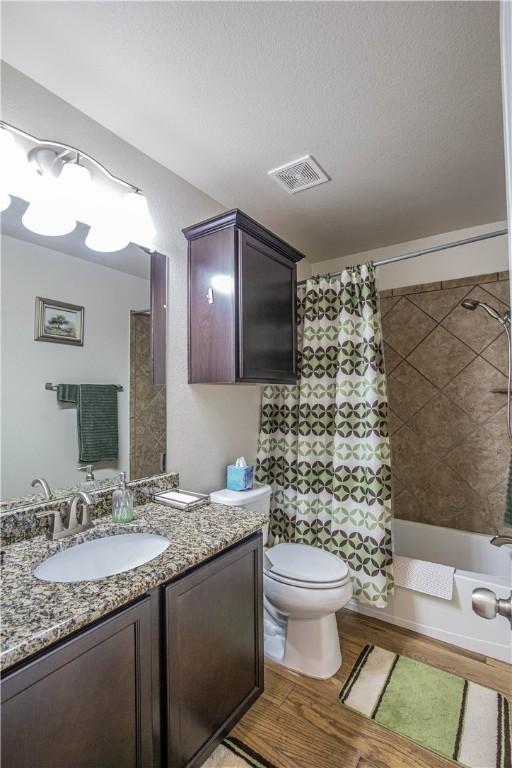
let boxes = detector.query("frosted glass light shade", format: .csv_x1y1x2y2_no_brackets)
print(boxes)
85,192,130,252
0,128,33,200
123,192,156,248
59,162,91,222
85,223,130,253
22,174,76,236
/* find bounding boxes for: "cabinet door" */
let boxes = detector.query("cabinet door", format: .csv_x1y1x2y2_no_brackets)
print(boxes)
165,534,263,768
1,597,154,768
238,232,297,382
188,227,237,383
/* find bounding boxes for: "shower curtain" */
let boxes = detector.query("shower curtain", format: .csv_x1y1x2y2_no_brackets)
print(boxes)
256,264,393,607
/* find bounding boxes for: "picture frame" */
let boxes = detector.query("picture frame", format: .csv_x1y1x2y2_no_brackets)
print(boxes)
34,297,84,346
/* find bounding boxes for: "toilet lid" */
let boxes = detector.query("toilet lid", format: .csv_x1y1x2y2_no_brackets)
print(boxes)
264,543,348,585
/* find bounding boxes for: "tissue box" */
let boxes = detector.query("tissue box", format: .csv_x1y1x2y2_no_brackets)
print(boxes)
227,464,254,491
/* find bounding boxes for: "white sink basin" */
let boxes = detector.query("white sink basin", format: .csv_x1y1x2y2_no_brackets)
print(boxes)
33,533,170,583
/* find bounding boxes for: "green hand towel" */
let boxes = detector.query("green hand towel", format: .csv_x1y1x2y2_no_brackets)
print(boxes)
57,384,79,404
57,384,119,463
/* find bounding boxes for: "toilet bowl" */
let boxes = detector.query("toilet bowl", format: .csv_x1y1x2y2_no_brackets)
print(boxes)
209,484,352,679
263,543,352,678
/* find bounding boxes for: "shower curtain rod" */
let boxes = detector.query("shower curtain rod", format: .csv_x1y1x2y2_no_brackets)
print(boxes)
297,227,508,285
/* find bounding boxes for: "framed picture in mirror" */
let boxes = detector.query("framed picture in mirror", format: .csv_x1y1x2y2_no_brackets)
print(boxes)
34,297,84,346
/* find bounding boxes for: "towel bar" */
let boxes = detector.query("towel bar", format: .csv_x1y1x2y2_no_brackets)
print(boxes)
45,382,124,392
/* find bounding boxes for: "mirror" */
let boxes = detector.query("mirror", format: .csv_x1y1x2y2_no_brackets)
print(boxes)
0,195,167,510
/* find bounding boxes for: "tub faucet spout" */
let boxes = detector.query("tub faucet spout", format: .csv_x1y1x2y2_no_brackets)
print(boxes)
490,534,512,547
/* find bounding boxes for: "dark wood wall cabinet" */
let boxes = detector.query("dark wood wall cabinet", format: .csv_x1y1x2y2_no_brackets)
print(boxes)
1,533,263,768
184,209,305,384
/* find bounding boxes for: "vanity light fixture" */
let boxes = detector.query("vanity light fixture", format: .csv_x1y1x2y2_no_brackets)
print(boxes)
0,126,30,211
0,121,157,252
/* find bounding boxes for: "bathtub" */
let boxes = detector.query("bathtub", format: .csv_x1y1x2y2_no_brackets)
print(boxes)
346,519,512,662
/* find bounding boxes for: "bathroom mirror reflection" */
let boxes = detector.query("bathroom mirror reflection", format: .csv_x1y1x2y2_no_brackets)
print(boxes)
0,195,167,509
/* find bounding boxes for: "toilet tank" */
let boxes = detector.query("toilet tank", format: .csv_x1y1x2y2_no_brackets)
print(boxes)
210,483,271,543
210,483,271,514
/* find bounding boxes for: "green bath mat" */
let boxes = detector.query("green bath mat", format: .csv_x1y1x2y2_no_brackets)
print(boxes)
339,645,511,768
203,737,277,768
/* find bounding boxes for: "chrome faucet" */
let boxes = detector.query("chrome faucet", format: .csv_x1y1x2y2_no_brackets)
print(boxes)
36,491,95,541
31,477,53,500
68,491,94,532
490,534,512,547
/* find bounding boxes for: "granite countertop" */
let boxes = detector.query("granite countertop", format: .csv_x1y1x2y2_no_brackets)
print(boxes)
0,501,268,672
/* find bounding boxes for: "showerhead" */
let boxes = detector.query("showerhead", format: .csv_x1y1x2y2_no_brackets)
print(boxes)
461,299,479,311
461,295,512,440
460,298,507,324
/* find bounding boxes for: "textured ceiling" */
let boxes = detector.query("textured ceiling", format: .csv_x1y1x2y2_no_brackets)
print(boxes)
1,1,506,262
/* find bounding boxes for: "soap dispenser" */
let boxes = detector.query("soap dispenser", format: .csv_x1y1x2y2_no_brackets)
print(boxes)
112,472,134,523
78,465,99,492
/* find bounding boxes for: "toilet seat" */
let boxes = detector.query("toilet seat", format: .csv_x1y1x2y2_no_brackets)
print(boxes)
264,543,349,590
264,570,350,590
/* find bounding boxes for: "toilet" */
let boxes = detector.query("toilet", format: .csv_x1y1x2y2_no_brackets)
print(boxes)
209,483,353,679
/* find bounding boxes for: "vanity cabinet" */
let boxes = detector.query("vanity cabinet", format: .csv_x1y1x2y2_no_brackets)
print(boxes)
1,597,154,768
165,534,263,768
0,533,263,768
184,209,304,384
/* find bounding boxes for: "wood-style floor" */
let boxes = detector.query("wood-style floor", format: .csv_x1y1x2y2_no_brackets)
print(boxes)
230,610,512,768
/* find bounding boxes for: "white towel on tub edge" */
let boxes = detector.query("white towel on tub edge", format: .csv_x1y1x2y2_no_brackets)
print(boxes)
393,555,455,600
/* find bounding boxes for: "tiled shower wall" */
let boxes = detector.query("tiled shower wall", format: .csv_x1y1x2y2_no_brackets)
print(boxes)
130,314,167,480
381,271,511,535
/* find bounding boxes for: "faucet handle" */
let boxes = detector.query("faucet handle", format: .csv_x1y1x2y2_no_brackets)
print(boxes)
36,509,64,538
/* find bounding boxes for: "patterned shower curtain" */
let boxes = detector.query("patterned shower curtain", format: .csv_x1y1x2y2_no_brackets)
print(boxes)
256,264,393,607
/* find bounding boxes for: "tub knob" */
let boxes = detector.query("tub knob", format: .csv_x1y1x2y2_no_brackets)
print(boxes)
472,588,512,626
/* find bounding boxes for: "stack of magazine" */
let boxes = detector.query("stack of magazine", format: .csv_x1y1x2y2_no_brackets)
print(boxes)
153,488,209,511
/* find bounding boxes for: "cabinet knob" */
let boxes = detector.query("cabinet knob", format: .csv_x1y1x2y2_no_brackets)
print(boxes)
206,288,214,304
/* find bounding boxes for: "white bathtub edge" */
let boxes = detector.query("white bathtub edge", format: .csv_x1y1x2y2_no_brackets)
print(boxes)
345,599,512,664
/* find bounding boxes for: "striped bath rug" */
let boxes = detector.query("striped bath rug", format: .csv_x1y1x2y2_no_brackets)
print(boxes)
202,737,277,768
339,645,511,768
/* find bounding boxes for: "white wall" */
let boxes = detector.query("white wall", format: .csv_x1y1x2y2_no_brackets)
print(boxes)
1,64,286,494
0,234,149,498
312,221,508,291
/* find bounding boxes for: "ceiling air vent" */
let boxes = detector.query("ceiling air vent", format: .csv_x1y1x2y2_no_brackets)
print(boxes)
268,155,330,194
